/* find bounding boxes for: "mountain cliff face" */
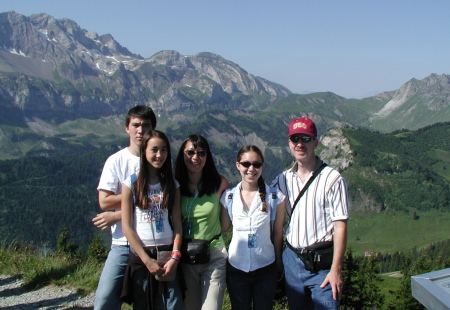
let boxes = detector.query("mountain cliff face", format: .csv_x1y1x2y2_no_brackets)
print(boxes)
368,73,450,131
0,11,290,122
0,10,449,162
319,128,353,171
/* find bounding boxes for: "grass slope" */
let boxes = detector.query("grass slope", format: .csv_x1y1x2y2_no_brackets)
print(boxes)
348,210,450,255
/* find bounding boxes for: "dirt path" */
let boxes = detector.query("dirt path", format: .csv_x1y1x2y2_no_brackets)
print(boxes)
0,275,94,309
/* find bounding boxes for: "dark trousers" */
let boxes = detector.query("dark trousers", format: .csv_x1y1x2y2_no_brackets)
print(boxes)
226,261,277,310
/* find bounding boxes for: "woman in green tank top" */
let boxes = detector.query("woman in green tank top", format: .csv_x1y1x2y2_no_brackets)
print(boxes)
174,135,231,310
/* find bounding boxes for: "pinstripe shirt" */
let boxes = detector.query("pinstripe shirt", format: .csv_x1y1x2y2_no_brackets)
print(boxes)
271,157,349,248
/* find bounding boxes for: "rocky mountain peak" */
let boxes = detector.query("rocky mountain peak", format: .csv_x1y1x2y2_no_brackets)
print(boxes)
371,73,450,129
0,10,447,134
0,11,292,122
319,128,353,171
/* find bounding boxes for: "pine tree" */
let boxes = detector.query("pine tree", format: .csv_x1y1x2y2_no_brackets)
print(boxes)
56,225,78,257
88,232,108,262
341,250,384,310
354,255,384,310
386,252,426,310
341,247,359,309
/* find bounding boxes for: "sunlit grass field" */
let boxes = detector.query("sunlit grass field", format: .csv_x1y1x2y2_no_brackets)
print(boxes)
348,210,450,255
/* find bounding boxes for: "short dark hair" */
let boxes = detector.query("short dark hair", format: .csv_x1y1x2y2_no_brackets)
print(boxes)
125,105,157,129
174,135,221,197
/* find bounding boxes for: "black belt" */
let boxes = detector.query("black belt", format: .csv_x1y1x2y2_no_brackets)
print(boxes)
286,240,308,257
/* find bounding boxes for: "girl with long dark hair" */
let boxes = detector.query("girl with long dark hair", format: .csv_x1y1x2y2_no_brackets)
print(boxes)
121,130,184,310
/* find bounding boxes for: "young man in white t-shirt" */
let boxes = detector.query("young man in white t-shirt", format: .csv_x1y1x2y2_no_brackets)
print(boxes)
271,117,349,310
92,105,156,310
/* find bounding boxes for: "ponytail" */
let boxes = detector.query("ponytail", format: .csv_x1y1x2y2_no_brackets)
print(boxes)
258,175,267,212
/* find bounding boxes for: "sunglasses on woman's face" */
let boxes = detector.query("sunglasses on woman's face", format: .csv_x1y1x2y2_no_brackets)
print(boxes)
289,135,315,144
239,161,263,168
184,150,207,158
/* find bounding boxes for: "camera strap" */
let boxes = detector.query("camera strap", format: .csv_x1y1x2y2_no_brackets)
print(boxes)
288,162,327,220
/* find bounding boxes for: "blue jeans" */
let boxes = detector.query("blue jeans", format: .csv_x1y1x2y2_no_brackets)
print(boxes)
94,244,129,310
226,261,277,310
283,246,339,310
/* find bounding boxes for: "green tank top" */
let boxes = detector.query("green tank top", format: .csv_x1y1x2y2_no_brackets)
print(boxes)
181,193,224,249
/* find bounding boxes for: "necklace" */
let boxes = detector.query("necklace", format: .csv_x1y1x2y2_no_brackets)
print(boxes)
182,189,199,235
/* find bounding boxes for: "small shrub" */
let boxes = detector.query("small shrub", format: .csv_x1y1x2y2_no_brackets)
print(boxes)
88,233,108,263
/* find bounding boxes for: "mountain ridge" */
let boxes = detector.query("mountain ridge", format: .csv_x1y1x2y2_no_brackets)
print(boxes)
0,10,449,163
1,10,449,134
0,11,290,122
374,74,450,112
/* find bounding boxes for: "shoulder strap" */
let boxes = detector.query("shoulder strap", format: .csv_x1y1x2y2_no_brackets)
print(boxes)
129,173,138,205
269,186,277,222
228,186,277,221
226,187,237,221
289,163,327,218
268,186,278,239
130,173,137,184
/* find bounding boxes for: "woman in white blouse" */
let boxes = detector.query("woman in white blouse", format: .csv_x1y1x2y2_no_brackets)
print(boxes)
220,145,285,310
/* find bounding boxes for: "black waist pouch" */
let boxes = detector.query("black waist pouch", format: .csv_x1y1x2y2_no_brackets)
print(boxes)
288,241,334,272
180,239,210,264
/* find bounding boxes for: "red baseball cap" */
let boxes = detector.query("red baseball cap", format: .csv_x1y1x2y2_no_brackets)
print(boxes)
287,117,317,137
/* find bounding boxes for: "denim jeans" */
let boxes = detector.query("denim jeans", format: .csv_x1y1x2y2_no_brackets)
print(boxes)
283,246,339,310
94,244,129,310
132,264,185,310
226,261,277,310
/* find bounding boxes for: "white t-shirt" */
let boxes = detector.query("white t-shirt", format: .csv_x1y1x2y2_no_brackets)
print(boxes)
220,183,285,272
123,177,180,247
97,148,139,245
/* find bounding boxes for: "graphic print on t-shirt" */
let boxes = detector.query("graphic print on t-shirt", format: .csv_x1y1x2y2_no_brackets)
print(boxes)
138,188,166,232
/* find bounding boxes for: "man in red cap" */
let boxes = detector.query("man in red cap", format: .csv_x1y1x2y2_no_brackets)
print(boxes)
271,116,349,309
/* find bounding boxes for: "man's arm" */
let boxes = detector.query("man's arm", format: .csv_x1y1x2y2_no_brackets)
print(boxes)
92,190,122,229
320,220,347,300
98,189,122,210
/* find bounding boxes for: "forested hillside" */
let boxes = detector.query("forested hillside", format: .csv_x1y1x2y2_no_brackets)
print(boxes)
0,123,448,250
0,140,125,247
342,122,450,213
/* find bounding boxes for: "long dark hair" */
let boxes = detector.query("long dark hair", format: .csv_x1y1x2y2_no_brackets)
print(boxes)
237,145,267,211
134,130,175,210
174,135,221,197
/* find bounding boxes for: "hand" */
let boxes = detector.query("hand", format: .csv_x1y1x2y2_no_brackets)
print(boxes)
320,269,343,300
162,258,178,277
92,212,120,230
145,258,165,276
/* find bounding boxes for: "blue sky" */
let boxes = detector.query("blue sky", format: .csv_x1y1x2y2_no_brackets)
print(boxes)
1,0,449,98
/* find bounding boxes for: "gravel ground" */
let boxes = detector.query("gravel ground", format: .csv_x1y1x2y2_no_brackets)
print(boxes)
0,275,94,309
